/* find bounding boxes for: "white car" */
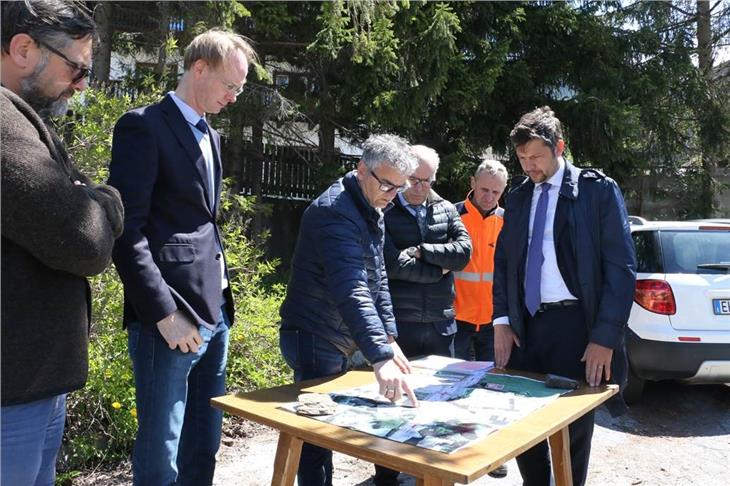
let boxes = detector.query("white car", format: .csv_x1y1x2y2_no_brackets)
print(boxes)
625,217,730,403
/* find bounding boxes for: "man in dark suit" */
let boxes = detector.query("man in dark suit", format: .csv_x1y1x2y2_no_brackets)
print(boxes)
493,106,636,486
109,30,255,486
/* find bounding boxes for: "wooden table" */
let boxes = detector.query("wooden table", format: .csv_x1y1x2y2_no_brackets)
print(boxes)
212,370,617,486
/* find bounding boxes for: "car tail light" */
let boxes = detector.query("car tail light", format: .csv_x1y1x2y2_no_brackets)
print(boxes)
634,279,676,315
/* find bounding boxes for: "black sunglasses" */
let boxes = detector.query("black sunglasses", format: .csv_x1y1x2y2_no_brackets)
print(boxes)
36,39,91,83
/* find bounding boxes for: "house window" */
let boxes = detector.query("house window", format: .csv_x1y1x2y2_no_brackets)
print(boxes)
275,74,290,89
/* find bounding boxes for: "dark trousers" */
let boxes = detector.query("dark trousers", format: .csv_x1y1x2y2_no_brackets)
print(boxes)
393,319,456,359
453,320,495,362
373,320,455,486
279,328,349,486
507,305,594,486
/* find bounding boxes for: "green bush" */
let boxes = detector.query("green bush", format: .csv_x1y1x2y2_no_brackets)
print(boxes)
219,192,289,393
58,87,289,474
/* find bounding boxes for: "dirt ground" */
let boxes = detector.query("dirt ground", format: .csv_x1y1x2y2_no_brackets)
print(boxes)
73,381,730,486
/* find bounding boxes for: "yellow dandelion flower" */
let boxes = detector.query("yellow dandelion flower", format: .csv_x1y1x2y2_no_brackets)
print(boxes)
111,401,122,409
130,408,137,418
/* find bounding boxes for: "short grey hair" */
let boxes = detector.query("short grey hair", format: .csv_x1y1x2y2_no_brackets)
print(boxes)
411,145,440,178
361,134,417,176
474,159,508,182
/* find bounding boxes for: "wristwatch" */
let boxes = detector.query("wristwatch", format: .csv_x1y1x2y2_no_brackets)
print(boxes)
405,246,419,258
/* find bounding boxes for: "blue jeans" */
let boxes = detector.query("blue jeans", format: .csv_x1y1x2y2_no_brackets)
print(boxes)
128,306,230,486
453,320,496,362
279,328,349,486
1,394,66,486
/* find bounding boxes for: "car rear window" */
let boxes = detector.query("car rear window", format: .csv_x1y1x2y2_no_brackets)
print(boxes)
633,231,663,273
659,230,730,274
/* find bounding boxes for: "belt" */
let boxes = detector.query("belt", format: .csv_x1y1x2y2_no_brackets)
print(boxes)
538,300,580,312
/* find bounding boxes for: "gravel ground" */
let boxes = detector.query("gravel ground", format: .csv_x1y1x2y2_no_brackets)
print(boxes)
72,381,730,486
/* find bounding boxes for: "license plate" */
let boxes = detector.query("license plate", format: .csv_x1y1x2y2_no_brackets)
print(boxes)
713,299,730,315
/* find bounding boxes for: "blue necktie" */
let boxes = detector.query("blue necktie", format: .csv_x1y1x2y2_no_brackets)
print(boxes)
411,205,427,239
195,117,209,134
525,183,551,316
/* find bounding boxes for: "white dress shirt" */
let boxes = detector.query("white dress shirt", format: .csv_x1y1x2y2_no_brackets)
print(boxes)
494,157,576,326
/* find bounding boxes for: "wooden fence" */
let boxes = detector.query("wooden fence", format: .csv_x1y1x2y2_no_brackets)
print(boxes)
226,142,359,201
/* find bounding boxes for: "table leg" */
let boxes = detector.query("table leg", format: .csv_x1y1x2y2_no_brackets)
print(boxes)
270,432,303,486
548,426,573,486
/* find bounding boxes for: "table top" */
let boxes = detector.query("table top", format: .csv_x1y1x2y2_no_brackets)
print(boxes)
212,369,617,484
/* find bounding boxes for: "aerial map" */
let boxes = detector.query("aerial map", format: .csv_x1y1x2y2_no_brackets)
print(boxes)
286,356,568,454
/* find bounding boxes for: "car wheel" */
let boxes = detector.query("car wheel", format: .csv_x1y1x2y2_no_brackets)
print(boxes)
623,365,645,405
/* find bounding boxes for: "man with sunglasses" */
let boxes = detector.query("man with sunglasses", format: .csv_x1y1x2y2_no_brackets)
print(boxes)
109,30,255,485
1,1,124,484
279,134,420,486
374,145,472,486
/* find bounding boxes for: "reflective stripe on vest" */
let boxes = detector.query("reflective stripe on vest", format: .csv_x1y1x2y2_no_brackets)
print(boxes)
454,271,493,282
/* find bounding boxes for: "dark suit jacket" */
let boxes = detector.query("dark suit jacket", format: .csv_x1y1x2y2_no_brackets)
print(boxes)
109,94,234,328
493,161,636,382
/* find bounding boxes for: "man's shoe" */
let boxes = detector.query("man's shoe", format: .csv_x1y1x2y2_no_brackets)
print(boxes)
487,464,508,478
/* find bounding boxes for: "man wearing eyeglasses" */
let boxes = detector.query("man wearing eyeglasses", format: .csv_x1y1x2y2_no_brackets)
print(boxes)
374,145,472,486
108,30,255,485
279,134,420,486
1,1,124,485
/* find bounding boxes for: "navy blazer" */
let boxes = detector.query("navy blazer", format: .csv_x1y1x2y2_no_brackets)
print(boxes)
493,160,636,353
109,94,234,328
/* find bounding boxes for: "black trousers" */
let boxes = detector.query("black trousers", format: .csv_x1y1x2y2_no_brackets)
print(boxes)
507,305,594,486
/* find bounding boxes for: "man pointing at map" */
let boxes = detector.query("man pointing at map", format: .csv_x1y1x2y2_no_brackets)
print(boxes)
279,133,419,486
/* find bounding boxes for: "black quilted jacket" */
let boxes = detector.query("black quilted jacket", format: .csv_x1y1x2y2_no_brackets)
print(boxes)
383,192,472,323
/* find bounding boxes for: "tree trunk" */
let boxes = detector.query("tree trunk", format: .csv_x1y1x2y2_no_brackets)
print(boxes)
251,122,265,241
227,108,245,194
317,66,339,179
155,1,171,77
319,117,337,168
92,1,113,83
696,0,720,217
696,0,713,79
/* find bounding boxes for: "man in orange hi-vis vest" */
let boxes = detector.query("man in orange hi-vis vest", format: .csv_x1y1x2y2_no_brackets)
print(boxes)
453,159,508,479
454,159,508,362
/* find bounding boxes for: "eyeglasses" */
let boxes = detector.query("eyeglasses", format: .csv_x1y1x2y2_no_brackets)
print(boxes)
36,40,91,84
217,76,245,96
369,169,409,193
408,175,435,188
